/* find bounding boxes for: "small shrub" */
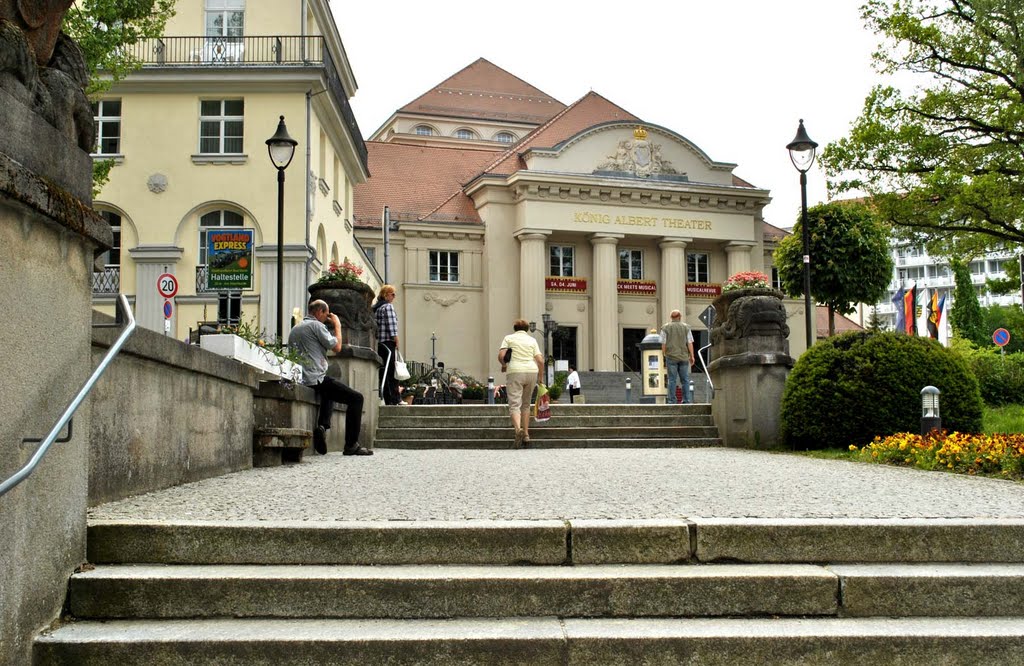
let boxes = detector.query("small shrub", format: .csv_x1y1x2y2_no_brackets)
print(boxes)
548,383,563,401
461,385,485,400
958,346,1024,406
780,332,983,449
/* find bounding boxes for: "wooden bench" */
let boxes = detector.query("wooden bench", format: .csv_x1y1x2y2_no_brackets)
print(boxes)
253,427,311,467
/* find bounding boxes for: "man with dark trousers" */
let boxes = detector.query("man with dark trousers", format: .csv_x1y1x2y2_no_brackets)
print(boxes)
290,299,372,456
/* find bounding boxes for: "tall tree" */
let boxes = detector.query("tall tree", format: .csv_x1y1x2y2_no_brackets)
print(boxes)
949,257,987,346
820,0,1024,254
63,0,176,94
774,201,894,336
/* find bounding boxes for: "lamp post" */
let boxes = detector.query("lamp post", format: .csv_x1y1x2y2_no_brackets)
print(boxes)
787,119,818,349
266,115,297,344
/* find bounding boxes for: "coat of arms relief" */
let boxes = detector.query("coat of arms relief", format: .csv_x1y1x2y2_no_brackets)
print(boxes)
596,126,679,178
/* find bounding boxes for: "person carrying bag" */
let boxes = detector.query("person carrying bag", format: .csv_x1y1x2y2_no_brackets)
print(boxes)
497,319,544,449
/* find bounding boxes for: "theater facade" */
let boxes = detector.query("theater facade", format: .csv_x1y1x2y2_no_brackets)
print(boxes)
354,59,795,382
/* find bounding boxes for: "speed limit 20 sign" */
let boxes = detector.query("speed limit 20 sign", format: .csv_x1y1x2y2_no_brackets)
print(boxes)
157,273,178,298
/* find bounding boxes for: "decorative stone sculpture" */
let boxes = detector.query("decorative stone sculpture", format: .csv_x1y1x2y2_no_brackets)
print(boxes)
0,1,94,152
711,286,791,355
307,281,377,349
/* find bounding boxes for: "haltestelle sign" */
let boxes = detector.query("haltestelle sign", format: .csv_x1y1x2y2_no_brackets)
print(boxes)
686,283,722,298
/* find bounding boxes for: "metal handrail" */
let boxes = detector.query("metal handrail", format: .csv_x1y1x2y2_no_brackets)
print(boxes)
611,353,641,377
1,294,136,498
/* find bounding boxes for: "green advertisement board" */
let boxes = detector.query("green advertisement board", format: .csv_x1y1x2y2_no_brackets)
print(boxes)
207,229,253,290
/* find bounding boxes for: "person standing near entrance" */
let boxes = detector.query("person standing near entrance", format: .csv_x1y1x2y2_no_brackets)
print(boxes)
290,300,372,456
566,365,582,403
373,284,400,406
661,309,695,404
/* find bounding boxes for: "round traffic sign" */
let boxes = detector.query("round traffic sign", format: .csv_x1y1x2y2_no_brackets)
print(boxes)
993,328,1011,347
157,273,178,298
163,300,173,319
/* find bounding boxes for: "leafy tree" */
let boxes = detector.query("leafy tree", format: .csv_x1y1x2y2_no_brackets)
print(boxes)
949,257,987,345
62,0,176,193
774,201,894,336
63,0,176,95
821,0,1024,254
987,254,1022,297
981,303,1024,354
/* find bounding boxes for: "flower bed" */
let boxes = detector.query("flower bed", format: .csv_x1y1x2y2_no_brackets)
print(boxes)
849,431,1024,480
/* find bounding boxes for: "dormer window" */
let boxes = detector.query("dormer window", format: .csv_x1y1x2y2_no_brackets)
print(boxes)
455,128,475,140
414,125,434,136
494,132,515,144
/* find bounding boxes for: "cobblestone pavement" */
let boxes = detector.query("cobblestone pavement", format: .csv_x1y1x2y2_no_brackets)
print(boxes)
89,449,1024,522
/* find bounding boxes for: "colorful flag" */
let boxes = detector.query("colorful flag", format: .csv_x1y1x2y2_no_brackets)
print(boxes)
937,295,950,347
892,287,906,334
903,284,918,335
926,290,939,339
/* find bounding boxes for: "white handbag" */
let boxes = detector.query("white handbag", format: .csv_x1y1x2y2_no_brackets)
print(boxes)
393,351,411,381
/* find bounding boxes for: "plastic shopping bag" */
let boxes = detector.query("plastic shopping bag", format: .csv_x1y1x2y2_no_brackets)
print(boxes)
533,383,551,423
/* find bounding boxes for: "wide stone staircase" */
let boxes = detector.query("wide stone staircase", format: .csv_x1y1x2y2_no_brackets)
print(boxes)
374,403,721,449
34,518,1024,663
577,371,712,404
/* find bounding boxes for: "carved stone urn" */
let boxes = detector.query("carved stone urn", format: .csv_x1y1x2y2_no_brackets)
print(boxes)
708,286,794,449
307,280,376,349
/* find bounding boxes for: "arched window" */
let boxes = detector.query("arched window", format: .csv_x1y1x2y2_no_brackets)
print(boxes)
494,132,516,144
92,211,122,294
414,125,434,136
98,211,122,267
199,209,243,266
454,128,475,140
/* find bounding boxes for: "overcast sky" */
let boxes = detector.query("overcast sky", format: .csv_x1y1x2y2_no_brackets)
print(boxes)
333,0,882,229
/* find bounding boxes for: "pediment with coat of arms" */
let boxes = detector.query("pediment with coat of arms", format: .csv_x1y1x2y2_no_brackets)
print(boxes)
595,126,680,178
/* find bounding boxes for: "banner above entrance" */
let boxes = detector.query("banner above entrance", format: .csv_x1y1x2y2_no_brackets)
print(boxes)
618,279,656,296
546,276,587,293
686,283,722,298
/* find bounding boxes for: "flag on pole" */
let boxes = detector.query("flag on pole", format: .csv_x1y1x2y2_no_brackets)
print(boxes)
937,295,950,347
903,284,918,335
926,290,939,339
892,286,906,334
917,288,931,336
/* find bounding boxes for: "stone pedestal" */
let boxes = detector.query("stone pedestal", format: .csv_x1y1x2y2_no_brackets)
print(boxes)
709,288,794,449
308,281,376,349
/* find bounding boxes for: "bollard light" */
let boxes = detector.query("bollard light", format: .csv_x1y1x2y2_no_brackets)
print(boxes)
625,377,632,404
487,376,495,405
920,385,941,435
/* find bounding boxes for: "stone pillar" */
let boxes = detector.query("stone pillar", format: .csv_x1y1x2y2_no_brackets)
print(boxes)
591,233,623,371
515,230,549,324
256,244,310,343
725,242,755,277
129,245,184,334
659,238,689,328
709,288,794,449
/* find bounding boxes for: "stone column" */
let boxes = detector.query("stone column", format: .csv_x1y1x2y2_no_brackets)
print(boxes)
256,244,310,343
659,238,689,327
591,233,623,371
515,230,549,324
129,245,185,334
725,242,755,277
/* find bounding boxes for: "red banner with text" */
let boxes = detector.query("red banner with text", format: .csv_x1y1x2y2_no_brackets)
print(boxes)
546,276,588,293
686,283,722,298
617,279,657,296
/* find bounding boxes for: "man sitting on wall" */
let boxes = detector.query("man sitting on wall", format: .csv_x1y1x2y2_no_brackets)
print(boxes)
290,299,372,456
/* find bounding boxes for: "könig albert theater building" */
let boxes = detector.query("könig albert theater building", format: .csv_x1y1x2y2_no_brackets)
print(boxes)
353,59,792,383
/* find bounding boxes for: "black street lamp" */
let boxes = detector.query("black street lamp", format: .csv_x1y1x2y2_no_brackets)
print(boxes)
529,313,558,384
787,119,819,349
266,116,297,344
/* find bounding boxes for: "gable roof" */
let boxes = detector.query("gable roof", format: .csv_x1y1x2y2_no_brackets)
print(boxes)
353,142,502,227
397,58,566,125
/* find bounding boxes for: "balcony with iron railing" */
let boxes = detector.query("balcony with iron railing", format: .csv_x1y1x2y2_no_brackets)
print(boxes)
92,267,120,295
128,35,367,168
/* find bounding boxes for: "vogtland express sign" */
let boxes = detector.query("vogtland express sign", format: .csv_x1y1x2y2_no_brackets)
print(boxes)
207,229,254,290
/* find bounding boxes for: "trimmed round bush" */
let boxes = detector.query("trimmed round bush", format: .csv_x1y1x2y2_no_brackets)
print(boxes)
780,332,983,449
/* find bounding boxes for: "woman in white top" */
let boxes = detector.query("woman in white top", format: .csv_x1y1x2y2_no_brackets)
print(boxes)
566,365,581,403
497,319,544,448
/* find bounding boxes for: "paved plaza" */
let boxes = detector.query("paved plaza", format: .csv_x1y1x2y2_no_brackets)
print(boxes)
90,448,1024,522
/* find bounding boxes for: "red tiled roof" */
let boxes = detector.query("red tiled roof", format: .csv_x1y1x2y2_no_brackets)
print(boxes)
353,142,502,226
816,306,866,337
398,58,566,125
481,91,641,176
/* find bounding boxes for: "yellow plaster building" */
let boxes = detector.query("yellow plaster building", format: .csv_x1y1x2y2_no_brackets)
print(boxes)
91,0,372,341
354,59,797,384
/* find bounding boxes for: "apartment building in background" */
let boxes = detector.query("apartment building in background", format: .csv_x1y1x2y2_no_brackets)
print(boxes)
90,0,371,341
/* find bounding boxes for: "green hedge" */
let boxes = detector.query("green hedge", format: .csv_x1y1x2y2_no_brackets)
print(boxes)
780,332,983,449
961,347,1024,406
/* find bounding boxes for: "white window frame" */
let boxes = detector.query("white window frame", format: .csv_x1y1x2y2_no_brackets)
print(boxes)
687,252,709,283
619,248,643,280
414,125,434,136
454,128,475,140
199,99,244,154
549,245,575,277
92,99,122,156
198,209,244,266
429,250,459,283
771,266,782,290
494,132,516,144
205,0,245,38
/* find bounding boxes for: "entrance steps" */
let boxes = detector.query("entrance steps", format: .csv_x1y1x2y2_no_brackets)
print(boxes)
35,518,1024,663
375,403,721,449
